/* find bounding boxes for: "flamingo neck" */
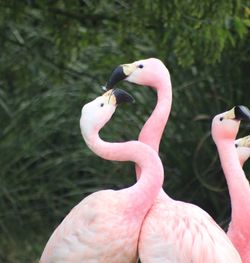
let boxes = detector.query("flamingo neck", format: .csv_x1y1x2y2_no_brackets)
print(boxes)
216,140,250,228
138,78,172,153
157,188,172,201
135,76,172,181
84,133,164,214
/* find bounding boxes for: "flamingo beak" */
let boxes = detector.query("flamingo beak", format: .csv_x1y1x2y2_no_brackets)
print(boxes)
102,89,134,106
234,105,250,121
105,66,127,90
105,63,136,90
235,135,250,148
224,105,250,121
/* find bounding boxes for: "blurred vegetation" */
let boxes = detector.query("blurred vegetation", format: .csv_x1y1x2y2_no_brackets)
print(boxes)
0,0,249,262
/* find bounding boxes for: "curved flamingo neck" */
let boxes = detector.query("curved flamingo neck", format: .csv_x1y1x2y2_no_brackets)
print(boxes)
83,133,164,213
216,140,250,228
136,75,172,181
138,78,172,153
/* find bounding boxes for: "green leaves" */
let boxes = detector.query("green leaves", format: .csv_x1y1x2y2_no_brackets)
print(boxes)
0,0,249,261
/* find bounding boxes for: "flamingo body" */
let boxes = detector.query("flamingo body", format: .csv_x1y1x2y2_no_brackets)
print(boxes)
40,89,163,263
41,191,140,262
139,194,241,263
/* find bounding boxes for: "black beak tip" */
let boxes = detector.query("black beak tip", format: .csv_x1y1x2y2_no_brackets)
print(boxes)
113,89,135,105
105,65,127,90
235,105,250,121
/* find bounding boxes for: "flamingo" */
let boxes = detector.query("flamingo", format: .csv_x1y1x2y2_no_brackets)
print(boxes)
39,88,164,263
235,135,250,167
212,108,250,263
106,59,243,262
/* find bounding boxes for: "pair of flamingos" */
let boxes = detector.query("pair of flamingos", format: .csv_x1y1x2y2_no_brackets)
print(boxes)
40,58,250,263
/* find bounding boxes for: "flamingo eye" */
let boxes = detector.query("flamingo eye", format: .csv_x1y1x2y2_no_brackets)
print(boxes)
219,117,223,121
100,103,104,107
138,64,144,68
235,143,239,148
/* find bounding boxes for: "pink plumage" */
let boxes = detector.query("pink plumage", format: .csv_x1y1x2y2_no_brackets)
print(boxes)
39,89,163,262
138,193,241,262
235,135,250,167
107,58,242,262
212,110,250,263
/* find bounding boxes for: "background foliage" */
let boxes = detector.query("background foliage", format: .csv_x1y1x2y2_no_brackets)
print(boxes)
0,0,249,262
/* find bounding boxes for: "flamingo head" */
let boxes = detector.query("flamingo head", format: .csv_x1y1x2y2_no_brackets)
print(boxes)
80,89,134,139
235,135,250,166
105,58,170,90
211,105,250,144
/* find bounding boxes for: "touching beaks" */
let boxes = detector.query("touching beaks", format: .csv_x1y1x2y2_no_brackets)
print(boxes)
223,105,250,121
235,135,250,148
102,89,135,106
105,63,136,90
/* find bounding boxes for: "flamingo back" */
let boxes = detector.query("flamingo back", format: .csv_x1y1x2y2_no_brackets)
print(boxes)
139,199,242,263
40,190,141,263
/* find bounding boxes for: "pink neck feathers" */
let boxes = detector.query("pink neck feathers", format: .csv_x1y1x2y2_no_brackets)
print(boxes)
86,134,164,213
139,76,172,153
217,140,250,226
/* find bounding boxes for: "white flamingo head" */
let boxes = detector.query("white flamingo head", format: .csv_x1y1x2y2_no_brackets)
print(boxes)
80,89,134,139
235,135,250,166
105,58,170,89
211,105,250,143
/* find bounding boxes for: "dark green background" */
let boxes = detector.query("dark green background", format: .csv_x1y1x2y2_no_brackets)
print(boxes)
0,1,249,262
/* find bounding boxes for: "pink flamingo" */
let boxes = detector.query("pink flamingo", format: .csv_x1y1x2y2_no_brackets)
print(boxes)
106,59,243,262
40,89,164,263
212,109,250,263
235,135,250,167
